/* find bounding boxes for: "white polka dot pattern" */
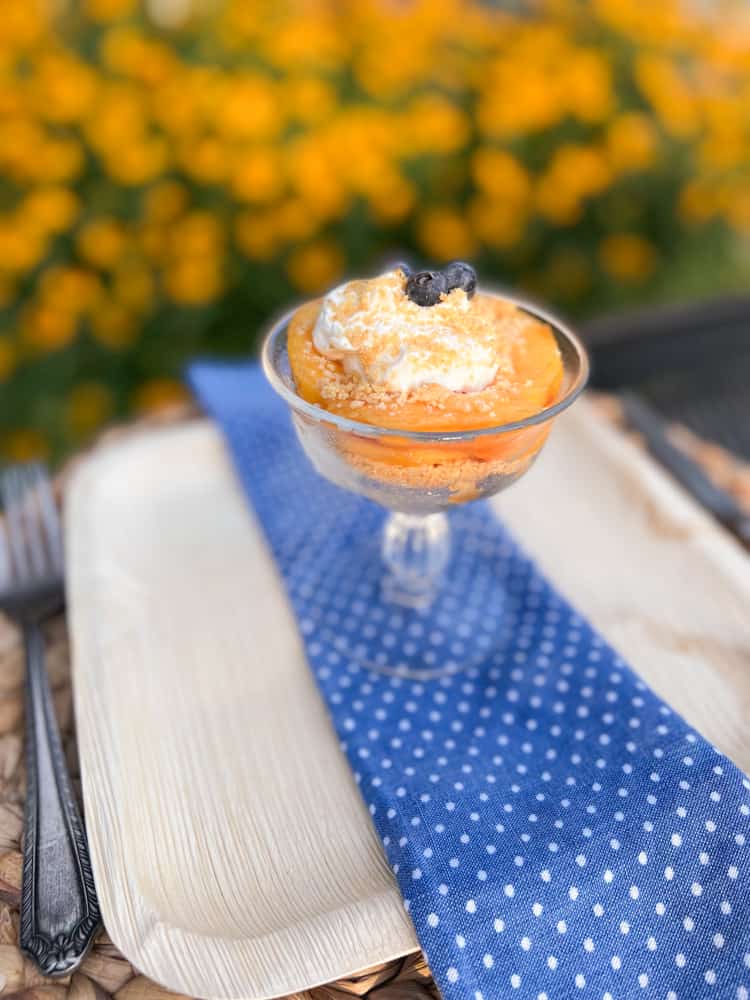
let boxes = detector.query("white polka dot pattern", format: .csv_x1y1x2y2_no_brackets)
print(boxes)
191,364,750,1000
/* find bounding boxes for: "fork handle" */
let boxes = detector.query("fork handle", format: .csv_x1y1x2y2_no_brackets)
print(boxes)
20,622,101,976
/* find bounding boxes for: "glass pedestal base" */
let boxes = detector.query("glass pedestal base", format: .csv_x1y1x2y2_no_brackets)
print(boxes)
316,512,513,680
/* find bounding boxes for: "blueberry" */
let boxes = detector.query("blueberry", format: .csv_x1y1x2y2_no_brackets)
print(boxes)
405,270,447,307
443,260,477,298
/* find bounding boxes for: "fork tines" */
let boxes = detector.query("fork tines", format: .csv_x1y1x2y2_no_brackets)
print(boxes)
0,464,63,587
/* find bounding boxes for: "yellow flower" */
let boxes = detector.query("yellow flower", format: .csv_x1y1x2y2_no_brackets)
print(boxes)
235,212,279,261
343,148,393,199
101,27,175,85
535,178,582,227
535,145,613,225
66,382,114,436
564,50,613,123
90,300,139,349
400,95,470,156
367,177,416,225
0,118,46,184
133,378,189,413
273,199,320,243
38,138,85,183
178,138,229,184
678,180,718,224
606,113,659,172
478,58,565,138
151,77,202,138
717,181,750,232
726,194,750,232
215,74,282,141
286,136,349,220
698,122,747,170
284,77,336,125
468,196,525,249
0,224,47,274
321,109,398,198
103,138,169,186
164,258,223,305
22,304,78,352
20,187,80,233
84,84,145,152
82,0,136,22
230,147,283,203
77,219,126,269
187,66,226,121
350,4,450,101
600,233,657,282
634,53,701,137
556,145,613,196
38,267,102,313
138,223,168,262
286,239,345,294
593,0,696,48
0,83,23,119
30,54,97,123
3,429,48,463
262,15,346,72
417,208,477,261
170,212,224,257
471,149,531,204
143,181,189,223
1,2,45,48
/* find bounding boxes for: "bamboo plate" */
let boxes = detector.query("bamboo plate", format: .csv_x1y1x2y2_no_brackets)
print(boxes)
65,399,750,1000
65,422,419,1000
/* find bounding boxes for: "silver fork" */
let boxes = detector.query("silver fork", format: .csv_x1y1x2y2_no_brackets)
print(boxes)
0,464,100,975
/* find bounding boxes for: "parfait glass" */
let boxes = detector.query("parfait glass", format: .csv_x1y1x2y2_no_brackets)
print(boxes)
262,292,588,679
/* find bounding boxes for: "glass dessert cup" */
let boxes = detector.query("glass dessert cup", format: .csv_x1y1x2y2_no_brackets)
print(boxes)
262,291,589,679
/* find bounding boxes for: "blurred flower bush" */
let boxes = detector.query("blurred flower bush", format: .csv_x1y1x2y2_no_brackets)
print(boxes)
1,0,750,458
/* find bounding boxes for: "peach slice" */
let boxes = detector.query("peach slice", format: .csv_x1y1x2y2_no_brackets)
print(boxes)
287,294,563,436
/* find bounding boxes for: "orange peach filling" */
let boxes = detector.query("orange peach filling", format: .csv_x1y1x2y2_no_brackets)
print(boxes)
287,292,564,490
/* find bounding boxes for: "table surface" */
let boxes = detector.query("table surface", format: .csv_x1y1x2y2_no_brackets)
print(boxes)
0,397,747,1000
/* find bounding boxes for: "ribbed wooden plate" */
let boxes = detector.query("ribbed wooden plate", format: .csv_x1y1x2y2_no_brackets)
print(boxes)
64,399,750,1000
65,423,418,1000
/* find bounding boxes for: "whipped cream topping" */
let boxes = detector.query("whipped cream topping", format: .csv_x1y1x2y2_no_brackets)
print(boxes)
312,270,501,393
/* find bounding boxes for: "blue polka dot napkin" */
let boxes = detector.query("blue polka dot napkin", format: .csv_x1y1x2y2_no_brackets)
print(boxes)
189,362,750,1000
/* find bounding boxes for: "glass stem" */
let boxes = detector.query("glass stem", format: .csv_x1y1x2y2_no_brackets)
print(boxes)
381,512,451,609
